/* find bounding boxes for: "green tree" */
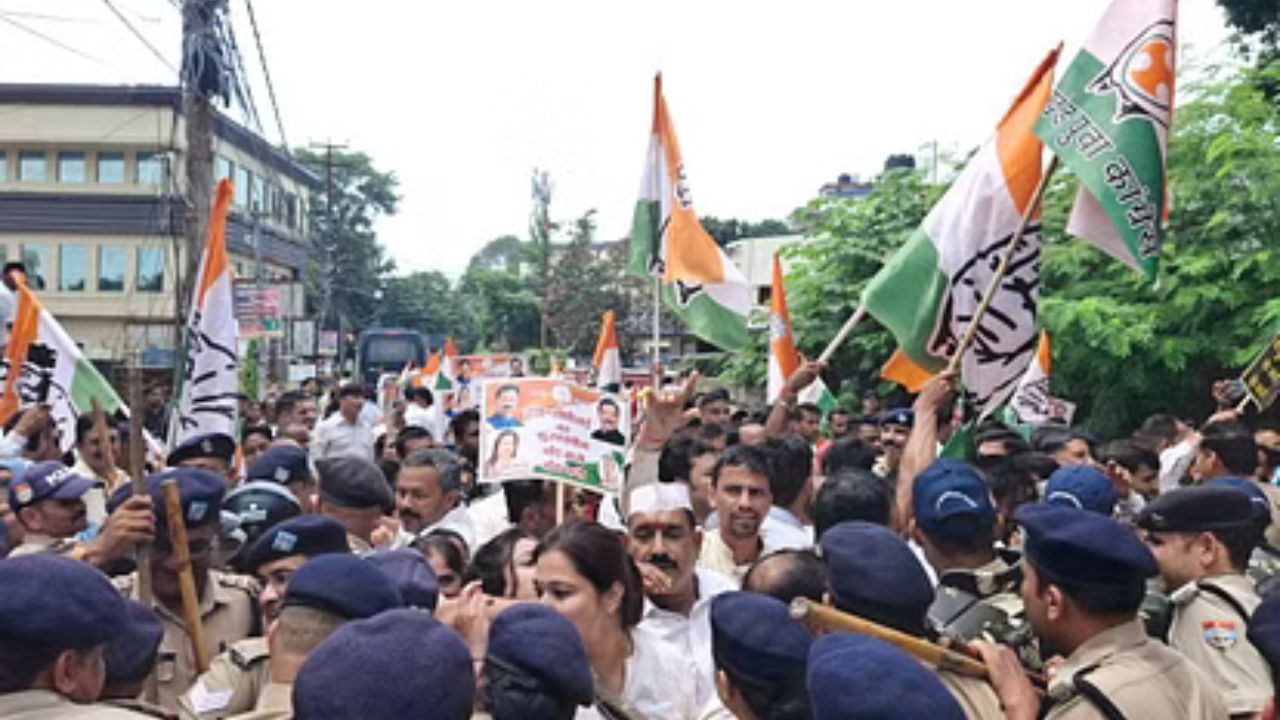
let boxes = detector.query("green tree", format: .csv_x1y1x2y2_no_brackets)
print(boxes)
1218,0,1279,57
545,210,626,356
380,270,481,349
701,216,793,246
295,148,398,335
458,267,542,351
468,235,525,273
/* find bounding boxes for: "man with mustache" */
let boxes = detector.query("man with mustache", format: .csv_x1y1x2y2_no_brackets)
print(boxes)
393,448,475,553
626,481,735,712
7,460,153,568
698,445,776,584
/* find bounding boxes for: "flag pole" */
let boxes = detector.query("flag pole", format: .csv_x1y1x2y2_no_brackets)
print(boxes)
651,277,661,386
946,156,1059,375
818,305,867,364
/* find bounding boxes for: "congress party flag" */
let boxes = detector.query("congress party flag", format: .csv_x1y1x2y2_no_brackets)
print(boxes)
767,253,836,412
0,274,125,452
1008,331,1078,425
1034,0,1175,280
174,179,239,445
862,47,1059,418
628,74,751,350
593,311,622,391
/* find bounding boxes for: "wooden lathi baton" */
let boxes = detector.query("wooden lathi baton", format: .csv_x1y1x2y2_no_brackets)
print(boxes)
127,363,158,703
162,479,211,673
789,597,1047,691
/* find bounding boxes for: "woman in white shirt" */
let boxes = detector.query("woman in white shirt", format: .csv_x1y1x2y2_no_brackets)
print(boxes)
535,519,699,720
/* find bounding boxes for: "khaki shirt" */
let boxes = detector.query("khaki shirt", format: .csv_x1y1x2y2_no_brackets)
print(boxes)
7,533,78,558
0,689,151,719
1046,619,1228,720
1168,574,1273,715
118,570,261,710
177,638,271,719
1257,482,1280,549
223,682,292,720
937,670,1004,720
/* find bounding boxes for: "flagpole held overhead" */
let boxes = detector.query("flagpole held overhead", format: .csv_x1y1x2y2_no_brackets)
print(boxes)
946,155,1059,376
817,305,867,365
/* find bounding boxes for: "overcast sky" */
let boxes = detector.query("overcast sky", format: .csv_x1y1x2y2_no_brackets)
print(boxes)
0,0,1234,278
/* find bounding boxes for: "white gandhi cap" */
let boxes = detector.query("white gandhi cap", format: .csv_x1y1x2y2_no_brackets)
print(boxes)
627,482,694,518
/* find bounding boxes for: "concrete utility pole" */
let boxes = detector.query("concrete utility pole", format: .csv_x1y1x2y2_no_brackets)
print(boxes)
180,0,222,318
307,141,346,372
531,170,553,350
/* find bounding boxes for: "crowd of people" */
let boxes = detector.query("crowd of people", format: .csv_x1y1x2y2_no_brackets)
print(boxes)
2,357,1280,720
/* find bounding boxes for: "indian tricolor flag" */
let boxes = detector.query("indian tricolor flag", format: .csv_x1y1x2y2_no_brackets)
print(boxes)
1035,0,1175,280
593,311,622,391
767,253,836,412
174,179,239,444
628,74,750,351
1007,331,1077,425
0,274,125,452
862,47,1060,418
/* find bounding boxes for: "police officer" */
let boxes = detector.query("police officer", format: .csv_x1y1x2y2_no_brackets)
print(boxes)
911,459,1039,670
179,515,350,720
168,433,238,484
819,520,1004,718
223,554,403,720
313,456,393,554
221,481,302,572
480,604,595,720
292,609,474,720
7,460,153,568
807,633,964,720
975,503,1228,719
0,554,146,718
109,467,259,710
101,599,171,719
707,591,812,720
1137,484,1272,715
365,548,440,611
244,446,316,513
1246,594,1280,716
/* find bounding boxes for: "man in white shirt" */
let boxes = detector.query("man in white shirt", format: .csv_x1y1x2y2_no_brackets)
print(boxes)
312,383,375,462
392,447,475,552
403,387,445,442
627,482,735,711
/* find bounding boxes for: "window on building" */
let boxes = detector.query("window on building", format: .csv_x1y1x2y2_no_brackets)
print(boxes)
285,193,297,229
0,152,7,182
21,244,50,289
19,151,47,183
137,247,165,292
58,152,86,184
250,174,265,215
98,246,126,292
59,245,88,291
215,155,233,184
234,166,250,207
136,152,168,185
97,152,126,184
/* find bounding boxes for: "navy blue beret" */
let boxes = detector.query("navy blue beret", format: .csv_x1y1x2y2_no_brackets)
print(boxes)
104,599,164,685
242,515,351,572
1247,593,1280,672
913,459,995,541
283,554,403,620
1205,478,1272,528
1044,465,1117,516
808,633,964,720
365,549,439,611
316,456,393,512
293,608,474,720
108,467,226,527
167,432,236,467
879,408,914,428
247,446,312,485
1138,483,1257,533
819,521,933,624
711,591,811,687
0,555,127,649
486,604,594,707
1017,503,1157,588
8,461,97,510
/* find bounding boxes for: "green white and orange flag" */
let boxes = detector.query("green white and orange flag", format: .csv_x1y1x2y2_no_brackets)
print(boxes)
1034,0,1175,280
628,74,750,350
862,47,1060,418
767,253,836,413
1007,331,1077,425
593,311,622,391
174,179,239,445
0,273,125,452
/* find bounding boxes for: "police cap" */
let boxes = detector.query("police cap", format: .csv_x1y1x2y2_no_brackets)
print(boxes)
486,603,594,707
247,445,312,485
819,521,933,626
913,459,995,542
316,456,393,512
104,599,164,685
711,591,811,688
1136,484,1257,533
282,554,403,620
365,549,440,611
808,633,964,720
1017,503,1157,589
1044,465,1117,516
167,432,236,467
0,555,127,650
242,515,351,572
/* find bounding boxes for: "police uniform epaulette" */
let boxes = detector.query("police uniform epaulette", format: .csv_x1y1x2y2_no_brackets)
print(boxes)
214,569,262,597
229,636,271,670
111,572,137,596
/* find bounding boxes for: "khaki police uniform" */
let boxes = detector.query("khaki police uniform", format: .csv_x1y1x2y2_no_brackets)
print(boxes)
1167,574,1273,715
222,682,292,720
346,532,372,555
1255,482,1280,550
936,669,1004,720
6,533,79,558
105,698,178,719
1045,619,1227,720
177,638,271,720
117,570,260,710
0,689,152,719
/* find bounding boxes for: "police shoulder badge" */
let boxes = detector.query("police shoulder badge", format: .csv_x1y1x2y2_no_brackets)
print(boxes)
1202,620,1238,650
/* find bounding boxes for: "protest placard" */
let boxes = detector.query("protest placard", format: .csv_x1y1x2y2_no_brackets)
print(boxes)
450,353,529,409
478,378,628,495
1243,333,1280,411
